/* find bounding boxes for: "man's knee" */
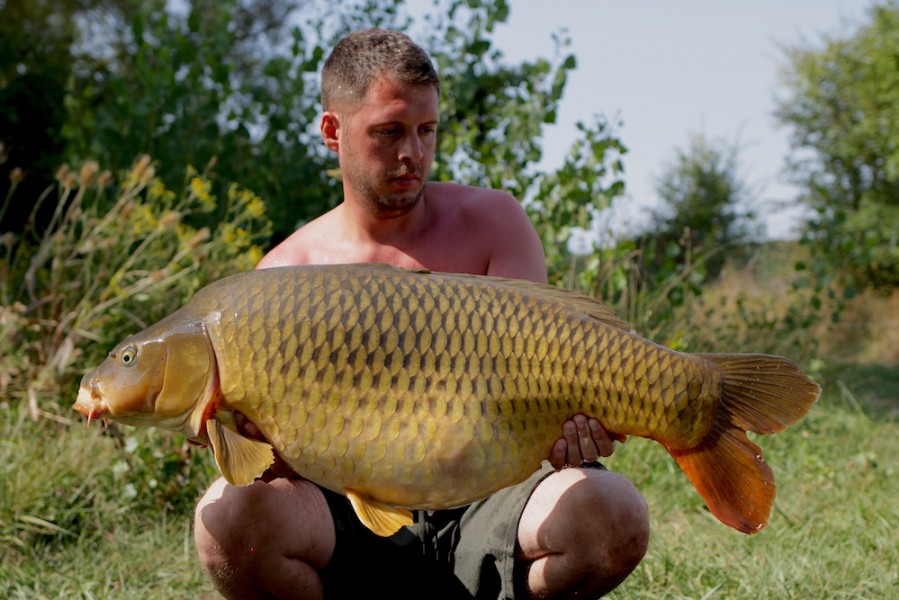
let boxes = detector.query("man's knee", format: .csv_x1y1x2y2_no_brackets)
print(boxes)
571,469,650,591
519,468,650,597
193,476,337,592
194,477,264,577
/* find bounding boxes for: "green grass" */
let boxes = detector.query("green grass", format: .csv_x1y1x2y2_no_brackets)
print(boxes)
0,409,219,599
1,515,209,599
1,362,896,599
606,362,898,599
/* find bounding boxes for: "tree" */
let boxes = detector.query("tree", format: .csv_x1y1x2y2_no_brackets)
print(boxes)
0,0,86,231
776,1,899,289
50,0,591,243
414,0,623,284
418,0,575,202
647,132,756,281
3,0,625,266
63,0,328,237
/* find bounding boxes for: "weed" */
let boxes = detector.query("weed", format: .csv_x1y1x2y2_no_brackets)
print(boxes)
604,364,898,599
0,156,271,421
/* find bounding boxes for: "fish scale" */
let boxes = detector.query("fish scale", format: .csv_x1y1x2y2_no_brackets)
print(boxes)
75,263,820,536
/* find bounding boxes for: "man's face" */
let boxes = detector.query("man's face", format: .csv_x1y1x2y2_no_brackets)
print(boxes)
335,77,439,218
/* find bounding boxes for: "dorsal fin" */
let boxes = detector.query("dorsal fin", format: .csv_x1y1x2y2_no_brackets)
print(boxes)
217,263,632,332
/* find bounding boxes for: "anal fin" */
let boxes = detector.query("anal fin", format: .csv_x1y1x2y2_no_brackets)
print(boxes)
346,490,413,537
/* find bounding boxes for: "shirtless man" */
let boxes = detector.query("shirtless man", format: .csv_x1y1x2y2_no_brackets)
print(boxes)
194,28,649,599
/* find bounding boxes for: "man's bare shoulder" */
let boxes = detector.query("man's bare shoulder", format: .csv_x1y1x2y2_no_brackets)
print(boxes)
425,182,546,282
427,181,515,203
426,182,524,223
256,208,340,269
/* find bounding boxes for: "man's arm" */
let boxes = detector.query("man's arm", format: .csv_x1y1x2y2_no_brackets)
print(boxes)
480,192,548,283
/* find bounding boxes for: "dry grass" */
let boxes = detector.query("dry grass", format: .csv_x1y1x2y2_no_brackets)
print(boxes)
824,288,899,366
675,242,899,369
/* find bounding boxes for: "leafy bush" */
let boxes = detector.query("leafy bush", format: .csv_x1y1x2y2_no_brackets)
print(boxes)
665,242,836,363
0,155,271,419
1,0,585,242
776,2,899,290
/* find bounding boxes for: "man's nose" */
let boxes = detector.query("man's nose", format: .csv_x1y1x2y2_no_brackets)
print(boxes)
398,133,424,162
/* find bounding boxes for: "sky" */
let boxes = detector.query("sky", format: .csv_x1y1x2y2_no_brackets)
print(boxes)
414,0,876,241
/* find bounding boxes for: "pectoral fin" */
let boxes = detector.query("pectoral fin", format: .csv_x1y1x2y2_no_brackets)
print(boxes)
346,490,413,537
207,417,274,486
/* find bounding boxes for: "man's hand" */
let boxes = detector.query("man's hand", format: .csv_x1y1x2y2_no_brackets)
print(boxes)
233,412,300,482
548,414,626,470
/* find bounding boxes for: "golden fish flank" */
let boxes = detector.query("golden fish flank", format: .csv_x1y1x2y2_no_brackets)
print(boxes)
74,263,820,537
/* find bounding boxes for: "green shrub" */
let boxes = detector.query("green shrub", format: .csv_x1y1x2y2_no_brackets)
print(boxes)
0,155,271,419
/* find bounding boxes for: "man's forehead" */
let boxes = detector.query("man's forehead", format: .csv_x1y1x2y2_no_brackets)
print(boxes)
364,76,438,102
357,77,439,120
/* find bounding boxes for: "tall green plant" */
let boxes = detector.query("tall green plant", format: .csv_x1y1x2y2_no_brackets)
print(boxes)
416,0,576,203
0,155,271,419
524,115,713,343
648,132,756,281
530,116,627,286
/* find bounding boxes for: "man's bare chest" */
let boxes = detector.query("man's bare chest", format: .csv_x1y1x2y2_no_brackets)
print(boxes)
318,244,487,275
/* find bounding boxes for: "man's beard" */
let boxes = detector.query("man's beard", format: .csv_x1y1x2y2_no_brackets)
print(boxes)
345,162,427,217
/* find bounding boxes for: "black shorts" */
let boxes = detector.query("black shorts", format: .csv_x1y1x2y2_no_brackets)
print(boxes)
319,461,604,600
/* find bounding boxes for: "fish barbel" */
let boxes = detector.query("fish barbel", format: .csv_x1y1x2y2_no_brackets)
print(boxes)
74,264,820,536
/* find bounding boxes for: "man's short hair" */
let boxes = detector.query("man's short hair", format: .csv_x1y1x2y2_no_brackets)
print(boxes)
321,28,440,110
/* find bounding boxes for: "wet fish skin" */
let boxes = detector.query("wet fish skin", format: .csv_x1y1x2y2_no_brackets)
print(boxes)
74,264,820,536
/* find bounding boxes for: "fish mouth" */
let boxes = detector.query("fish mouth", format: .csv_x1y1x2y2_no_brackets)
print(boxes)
73,385,109,421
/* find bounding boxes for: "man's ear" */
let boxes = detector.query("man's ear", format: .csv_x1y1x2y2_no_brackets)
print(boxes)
321,112,341,152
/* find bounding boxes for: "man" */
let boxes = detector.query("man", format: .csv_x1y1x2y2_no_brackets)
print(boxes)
194,28,649,599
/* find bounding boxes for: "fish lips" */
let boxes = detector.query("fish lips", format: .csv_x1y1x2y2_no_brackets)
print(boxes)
73,382,108,420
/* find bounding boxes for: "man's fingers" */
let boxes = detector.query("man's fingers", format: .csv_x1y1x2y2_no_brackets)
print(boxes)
232,411,300,480
546,415,628,469
234,411,263,439
259,454,301,481
575,415,599,462
563,420,581,466
549,438,567,470
589,418,616,457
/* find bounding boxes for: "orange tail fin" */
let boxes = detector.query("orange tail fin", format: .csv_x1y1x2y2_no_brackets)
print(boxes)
667,354,821,534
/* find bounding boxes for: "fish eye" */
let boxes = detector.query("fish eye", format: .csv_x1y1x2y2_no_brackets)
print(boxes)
119,345,138,366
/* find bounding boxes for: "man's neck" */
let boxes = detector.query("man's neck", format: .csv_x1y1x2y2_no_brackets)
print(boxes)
341,187,431,247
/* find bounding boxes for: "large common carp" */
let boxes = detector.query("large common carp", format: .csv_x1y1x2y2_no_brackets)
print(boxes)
74,264,820,536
